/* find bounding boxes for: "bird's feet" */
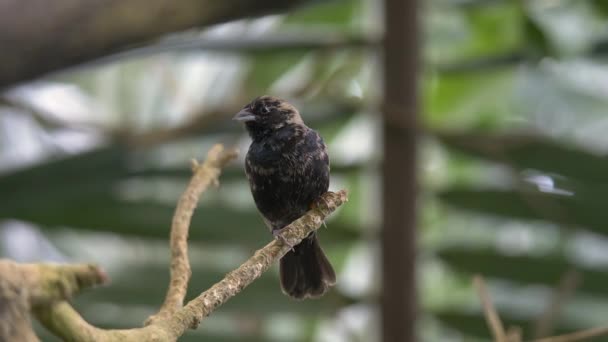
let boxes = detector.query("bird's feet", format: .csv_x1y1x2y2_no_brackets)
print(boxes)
310,197,330,228
273,228,295,252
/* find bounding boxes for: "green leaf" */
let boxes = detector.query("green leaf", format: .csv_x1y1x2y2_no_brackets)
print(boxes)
0,146,128,196
592,0,608,17
427,2,524,65
437,132,608,183
424,69,517,130
464,3,524,58
245,51,308,94
438,187,608,236
282,0,360,30
438,247,608,297
522,9,552,57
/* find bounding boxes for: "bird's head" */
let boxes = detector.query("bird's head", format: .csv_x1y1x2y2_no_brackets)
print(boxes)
233,96,303,140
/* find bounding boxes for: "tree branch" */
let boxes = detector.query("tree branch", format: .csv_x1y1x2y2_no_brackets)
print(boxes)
36,302,173,342
166,190,348,333
0,0,314,89
0,260,107,342
146,144,239,325
531,326,608,342
31,144,348,341
533,270,580,339
474,275,507,342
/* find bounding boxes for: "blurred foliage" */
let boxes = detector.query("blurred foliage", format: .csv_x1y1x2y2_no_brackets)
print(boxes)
4,0,608,341
425,1,608,341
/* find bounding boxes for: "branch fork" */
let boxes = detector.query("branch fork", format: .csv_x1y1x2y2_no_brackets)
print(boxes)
2,144,348,341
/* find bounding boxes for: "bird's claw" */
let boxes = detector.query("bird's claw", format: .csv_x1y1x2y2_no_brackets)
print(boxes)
312,195,332,214
311,197,330,229
273,229,295,252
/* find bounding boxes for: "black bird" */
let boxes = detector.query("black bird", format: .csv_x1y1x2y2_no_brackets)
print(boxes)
234,95,336,299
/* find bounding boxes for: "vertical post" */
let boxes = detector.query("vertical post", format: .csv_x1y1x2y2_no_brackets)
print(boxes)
381,0,418,340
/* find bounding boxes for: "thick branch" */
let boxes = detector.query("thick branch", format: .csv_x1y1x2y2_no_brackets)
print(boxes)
0,260,107,342
0,0,313,89
36,302,172,342
146,144,238,325
0,260,107,305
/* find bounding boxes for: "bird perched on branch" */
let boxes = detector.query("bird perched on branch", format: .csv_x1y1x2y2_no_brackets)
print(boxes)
234,95,336,299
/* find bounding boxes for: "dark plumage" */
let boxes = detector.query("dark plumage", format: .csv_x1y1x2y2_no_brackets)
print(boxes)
234,95,336,299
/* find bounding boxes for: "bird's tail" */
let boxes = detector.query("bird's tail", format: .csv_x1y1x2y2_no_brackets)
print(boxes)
279,232,336,299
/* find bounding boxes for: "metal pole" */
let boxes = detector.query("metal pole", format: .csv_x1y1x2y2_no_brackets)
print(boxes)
381,0,418,340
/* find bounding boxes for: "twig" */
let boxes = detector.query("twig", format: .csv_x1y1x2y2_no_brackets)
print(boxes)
146,144,238,325
474,275,507,342
531,326,608,342
533,270,580,339
507,326,522,342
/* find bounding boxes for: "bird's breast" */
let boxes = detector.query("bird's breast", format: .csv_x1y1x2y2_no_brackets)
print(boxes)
244,127,329,230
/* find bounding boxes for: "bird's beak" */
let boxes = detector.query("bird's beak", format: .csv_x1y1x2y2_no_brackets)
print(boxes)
233,109,256,122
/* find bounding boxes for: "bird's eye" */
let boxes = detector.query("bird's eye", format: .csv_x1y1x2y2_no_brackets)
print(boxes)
260,105,270,114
